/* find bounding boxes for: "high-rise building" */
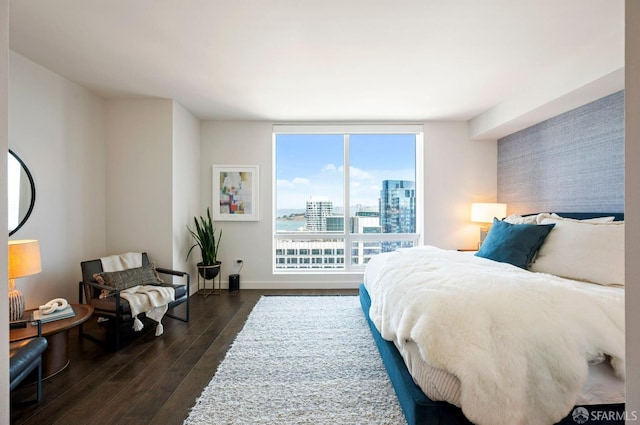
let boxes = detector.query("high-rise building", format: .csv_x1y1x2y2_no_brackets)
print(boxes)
379,180,415,246
350,211,381,234
325,216,344,232
274,239,345,269
305,197,333,231
350,212,382,265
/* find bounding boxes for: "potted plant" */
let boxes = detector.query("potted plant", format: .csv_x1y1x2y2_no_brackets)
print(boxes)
186,207,222,279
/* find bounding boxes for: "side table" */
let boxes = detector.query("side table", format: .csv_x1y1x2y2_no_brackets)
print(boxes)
10,303,94,379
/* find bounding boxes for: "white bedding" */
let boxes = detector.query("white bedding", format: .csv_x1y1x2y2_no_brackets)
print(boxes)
397,339,624,407
364,246,625,425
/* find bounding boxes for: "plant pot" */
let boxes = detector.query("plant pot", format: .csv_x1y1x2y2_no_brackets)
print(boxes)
197,262,221,280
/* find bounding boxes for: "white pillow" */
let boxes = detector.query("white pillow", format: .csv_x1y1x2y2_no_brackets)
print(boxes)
535,213,615,224
503,214,539,225
529,218,624,286
503,213,614,225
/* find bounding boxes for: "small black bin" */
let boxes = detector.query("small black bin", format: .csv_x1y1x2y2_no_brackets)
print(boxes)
229,274,240,291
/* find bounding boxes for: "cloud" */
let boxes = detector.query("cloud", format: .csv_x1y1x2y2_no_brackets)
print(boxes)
330,165,374,181
277,177,310,188
276,179,294,188
350,166,374,181
321,163,337,173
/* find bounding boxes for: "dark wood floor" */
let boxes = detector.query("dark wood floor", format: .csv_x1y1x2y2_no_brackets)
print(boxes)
10,288,358,425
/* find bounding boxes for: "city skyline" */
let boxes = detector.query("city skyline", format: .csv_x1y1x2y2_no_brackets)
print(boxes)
276,179,415,235
274,179,416,268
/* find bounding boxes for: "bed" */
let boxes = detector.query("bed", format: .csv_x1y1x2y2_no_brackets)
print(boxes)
361,212,625,425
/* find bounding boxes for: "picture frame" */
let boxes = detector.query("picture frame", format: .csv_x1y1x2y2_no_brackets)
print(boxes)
212,165,260,221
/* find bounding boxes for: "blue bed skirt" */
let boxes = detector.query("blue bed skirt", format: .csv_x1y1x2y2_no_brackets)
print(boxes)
359,283,624,425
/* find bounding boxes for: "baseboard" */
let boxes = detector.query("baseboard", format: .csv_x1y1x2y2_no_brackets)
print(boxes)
196,280,361,290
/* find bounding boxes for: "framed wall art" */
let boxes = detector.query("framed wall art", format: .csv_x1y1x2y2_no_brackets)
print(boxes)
212,165,259,221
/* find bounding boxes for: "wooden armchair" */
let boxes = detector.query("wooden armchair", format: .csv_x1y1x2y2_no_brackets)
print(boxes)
10,320,48,402
78,252,190,351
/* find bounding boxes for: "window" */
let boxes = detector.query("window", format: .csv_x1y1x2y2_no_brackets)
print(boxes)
273,125,423,272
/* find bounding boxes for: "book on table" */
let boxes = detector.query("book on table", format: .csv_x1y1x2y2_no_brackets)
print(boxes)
31,305,76,323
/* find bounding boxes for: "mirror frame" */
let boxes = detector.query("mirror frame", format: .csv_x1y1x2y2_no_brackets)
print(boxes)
9,149,36,236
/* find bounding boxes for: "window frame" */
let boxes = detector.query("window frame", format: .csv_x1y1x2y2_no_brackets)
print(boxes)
272,124,424,274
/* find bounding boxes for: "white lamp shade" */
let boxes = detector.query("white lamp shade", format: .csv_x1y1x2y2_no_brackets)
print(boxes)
471,203,507,223
8,239,42,279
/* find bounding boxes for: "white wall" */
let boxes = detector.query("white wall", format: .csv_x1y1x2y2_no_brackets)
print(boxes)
9,52,106,306
423,122,497,249
105,99,173,267
200,120,496,289
626,0,640,418
172,101,201,285
1,0,9,418
105,99,201,280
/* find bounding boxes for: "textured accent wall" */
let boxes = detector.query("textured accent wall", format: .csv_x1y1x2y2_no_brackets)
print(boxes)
497,90,624,214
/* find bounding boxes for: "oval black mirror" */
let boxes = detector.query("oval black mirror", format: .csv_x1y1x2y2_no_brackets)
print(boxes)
8,149,36,236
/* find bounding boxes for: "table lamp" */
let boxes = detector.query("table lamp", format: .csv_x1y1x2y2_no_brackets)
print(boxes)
8,239,42,321
471,203,507,247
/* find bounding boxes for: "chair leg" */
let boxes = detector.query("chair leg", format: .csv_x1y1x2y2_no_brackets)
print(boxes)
114,315,121,351
78,317,125,352
186,296,189,322
36,359,42,402
165,298,190,322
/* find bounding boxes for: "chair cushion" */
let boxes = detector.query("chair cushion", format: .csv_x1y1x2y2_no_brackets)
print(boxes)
94,263,164,298
163,283,187,299
90,296,132,315
90,283,187,314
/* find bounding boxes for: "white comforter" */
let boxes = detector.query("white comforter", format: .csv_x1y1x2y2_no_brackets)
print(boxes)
365,246,624,425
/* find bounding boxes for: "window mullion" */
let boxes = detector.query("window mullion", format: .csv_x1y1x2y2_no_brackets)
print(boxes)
344,134,352,270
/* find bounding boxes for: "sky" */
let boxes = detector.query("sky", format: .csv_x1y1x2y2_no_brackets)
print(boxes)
275,134,416,211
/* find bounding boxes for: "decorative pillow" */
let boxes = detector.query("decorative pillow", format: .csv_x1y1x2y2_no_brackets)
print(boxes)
529,218,624,286
474,218,555,269
505,213,615,225
95,263,164,299
535,213,615,224
503,214,540,225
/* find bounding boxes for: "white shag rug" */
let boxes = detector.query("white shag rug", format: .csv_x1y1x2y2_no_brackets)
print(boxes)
184,296,405,425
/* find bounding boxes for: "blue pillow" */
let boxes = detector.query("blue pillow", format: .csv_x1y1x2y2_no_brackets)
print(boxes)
475,218,555,269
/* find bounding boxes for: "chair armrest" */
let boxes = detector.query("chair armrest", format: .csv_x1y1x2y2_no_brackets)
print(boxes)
78,280,126,314
79,280,122,305
155,268,190,296
155,267,189,278
80,280,119,293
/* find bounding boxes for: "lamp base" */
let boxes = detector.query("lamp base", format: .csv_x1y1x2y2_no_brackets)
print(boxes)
9,288,25,321
478,226,489,248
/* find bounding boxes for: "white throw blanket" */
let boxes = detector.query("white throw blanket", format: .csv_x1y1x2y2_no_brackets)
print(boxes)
100,252,142,272
366,246,625,425
100,252,172,336
120,285,175,336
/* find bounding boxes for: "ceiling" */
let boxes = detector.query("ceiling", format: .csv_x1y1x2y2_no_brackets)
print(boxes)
8,0,624,122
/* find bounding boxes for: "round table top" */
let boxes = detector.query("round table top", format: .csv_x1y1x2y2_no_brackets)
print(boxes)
9,303,94,341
